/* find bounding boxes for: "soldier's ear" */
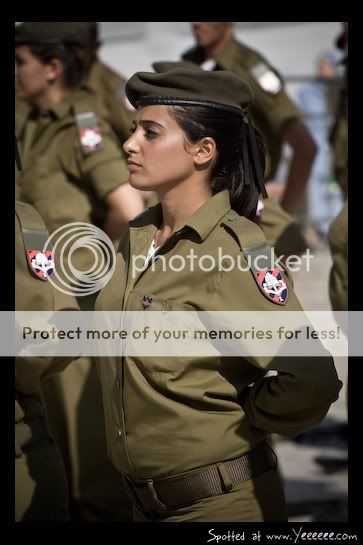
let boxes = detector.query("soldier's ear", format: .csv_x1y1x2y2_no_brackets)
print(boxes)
45,57,64,84
193,137,216,167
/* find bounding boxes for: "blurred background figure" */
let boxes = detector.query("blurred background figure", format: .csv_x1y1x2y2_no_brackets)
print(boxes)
15,138,79,521
182,22,317,214
297,50,343,244
181,22,316,257
15,22,143,521
328,21,348,316
313,21,348,476
79,22,137,144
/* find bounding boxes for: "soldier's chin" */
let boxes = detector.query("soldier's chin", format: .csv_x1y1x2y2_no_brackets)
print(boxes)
129,176,152,191
15,87,26,97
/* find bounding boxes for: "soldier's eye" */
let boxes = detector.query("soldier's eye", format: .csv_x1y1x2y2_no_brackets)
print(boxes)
145,130,158,139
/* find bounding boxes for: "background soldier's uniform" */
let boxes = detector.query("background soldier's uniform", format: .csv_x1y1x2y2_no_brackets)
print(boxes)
328,49,347,314
328,202,347,312
95,190,342,522
330,63,348,201
82,59,135,147
16,91,133,521
182,37,307,256
15,201,78,522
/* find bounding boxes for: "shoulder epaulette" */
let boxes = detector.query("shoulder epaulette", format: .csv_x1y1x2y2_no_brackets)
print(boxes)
222,211,289,305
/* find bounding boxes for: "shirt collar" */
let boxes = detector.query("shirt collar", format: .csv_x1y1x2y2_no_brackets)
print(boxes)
30,95,74,122
130,189,232,242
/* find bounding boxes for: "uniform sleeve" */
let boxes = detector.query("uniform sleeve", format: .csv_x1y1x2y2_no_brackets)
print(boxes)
209,257,342,437
15,211,80,395
77,118,130,201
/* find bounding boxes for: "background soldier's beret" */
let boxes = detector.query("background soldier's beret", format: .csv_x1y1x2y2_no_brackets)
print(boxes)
126,68,254,116
15,22,89,46
152,60,201,73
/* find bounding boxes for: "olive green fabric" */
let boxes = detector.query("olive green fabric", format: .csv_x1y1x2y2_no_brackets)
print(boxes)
182,37,301,180
16,91,129,272
42,354,133,522
152,60,201,73
16,90,133,520
145,194,307,258
15,200,79,393
126,67,254,115
15,438,69,522
259,198,307,257
328,202,348,312
15,21,89,46
95,190,341,500
15,201,78,522
133,467,287,522
82,59,135,146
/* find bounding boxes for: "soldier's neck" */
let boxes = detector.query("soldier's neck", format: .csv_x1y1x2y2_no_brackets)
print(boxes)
157,178,212,236
32,86,71,113
203,29,233,61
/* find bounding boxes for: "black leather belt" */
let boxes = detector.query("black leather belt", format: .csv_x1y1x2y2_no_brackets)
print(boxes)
123,441,277,513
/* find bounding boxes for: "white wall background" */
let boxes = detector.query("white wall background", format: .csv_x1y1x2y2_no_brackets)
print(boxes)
98,22,342,90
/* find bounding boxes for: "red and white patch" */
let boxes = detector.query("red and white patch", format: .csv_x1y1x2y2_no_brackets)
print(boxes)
79,127,102,153
27,250,54,281
255,268,288,305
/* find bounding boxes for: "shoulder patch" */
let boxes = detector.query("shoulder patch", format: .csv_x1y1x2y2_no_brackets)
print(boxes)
255,268,288,305
27,250,54,281
222,214,288,305
16,203,54,282
251,63,282,95
75,112,103,155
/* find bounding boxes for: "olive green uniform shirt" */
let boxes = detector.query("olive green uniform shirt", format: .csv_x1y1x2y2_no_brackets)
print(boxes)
15,201,79,522
16,91,128,235
96,191,341,480
182,38,301,180
15,200,79,396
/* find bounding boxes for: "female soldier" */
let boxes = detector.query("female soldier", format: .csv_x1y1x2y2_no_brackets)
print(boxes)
15,22,141,521
95,68,342,522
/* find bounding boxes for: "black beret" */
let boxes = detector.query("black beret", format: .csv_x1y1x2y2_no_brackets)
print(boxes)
15,22,89,46
126,68,254,116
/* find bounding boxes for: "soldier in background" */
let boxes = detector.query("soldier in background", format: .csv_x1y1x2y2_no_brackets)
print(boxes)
328,22,348,315
181,22,317,256
15,22,140,521
79,22,136,144
314,22,348,476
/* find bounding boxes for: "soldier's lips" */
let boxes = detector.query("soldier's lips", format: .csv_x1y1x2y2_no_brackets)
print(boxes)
127,163,142,171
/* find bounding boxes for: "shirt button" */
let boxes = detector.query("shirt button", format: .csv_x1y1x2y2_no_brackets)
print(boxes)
116,379,120,389
117,429,124,437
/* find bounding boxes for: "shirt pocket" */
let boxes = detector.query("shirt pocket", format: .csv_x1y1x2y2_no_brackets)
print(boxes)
123,290,203,373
